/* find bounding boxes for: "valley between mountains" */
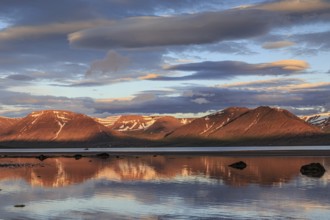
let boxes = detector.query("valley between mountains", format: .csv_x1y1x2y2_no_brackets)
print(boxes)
0,106,329,147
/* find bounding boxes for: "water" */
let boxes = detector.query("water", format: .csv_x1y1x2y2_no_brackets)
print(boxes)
0,155,330,219
0,146,329,153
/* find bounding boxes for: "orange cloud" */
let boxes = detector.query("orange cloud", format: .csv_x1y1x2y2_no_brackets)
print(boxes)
262,41,296,49
258,59,309,71
138,73,160,80
255,0,330,12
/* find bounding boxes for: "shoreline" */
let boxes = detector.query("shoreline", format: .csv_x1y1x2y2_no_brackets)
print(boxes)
0,146,330,157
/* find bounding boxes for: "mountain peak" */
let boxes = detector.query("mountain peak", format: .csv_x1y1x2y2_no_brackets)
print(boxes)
1,110,115,142
168,106,321,139
210,107,249,116
301,112,330,132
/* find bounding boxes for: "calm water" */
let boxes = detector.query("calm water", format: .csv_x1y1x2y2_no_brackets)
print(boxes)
0,155,330,219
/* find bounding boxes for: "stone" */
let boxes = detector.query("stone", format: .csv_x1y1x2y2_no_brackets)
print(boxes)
229,161,247,170
300,163,326,178
96,153,110,159
74,154,82,160
36,154,48,161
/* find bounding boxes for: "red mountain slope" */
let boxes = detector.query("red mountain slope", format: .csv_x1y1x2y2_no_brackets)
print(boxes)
168,107,249,138
168,106,322,139
1,110,116,142
137,116,187,139
145,116,185,134
0,117,20,135
209,106,321,139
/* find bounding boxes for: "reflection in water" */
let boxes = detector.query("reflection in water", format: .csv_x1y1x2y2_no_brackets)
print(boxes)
0,155,329,219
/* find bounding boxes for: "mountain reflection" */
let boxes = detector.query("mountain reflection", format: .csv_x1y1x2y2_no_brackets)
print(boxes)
0,156,328,187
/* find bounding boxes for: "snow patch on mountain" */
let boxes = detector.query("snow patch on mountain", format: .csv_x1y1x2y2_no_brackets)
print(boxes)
95,115,121,127
200,122,215,135
301,112,330,130
54,121,65,139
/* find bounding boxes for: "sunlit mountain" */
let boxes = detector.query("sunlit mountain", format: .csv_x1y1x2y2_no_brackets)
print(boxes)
0,106,329,147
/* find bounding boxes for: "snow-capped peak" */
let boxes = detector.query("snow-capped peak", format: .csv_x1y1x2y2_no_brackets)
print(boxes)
301,112,330,129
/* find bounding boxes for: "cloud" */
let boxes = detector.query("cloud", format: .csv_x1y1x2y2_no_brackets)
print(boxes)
0,89,95,117
6,74,34,81
191,98,210,104
185,41,257,55
219,78,330,92
254,0,330,13
86,50,130,76
257,60,309,71
257,30,330,55
0,0,329,117
0,20,113,43
220,78,304,88
0,0,223,26
93,80,330,116
274,82,330,91
138,73,160,80
151,59,309,80
69,0,330,49
68,10,272,49
295,30,330,50
0,77,329,117
262,41,295,49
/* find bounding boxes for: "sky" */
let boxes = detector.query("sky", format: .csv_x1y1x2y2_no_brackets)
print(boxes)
0,0,329,117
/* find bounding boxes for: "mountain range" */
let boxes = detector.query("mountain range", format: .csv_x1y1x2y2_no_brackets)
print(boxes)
301,112,330,132
0,106,329,147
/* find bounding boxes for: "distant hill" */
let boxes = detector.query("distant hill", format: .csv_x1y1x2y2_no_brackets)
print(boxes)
0,110,116,142
0,107,328,147
168,106,321,140
301,112,330,132
131,116,190,139
167,107,249,138
96,115,193,139
109,115,160,131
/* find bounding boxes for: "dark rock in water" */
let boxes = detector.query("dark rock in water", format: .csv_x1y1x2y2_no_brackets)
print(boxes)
74,154,82,160
300,163,326,178
36,154,48,161
229,161,247,170
96,153,110,159
14,204,25,208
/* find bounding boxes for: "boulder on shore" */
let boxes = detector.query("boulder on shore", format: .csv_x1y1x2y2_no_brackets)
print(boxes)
96,152,110,159
36,154,48,161
74,154,82,160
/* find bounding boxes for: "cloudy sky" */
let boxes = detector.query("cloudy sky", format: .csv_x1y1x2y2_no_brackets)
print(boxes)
0,0,329,117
